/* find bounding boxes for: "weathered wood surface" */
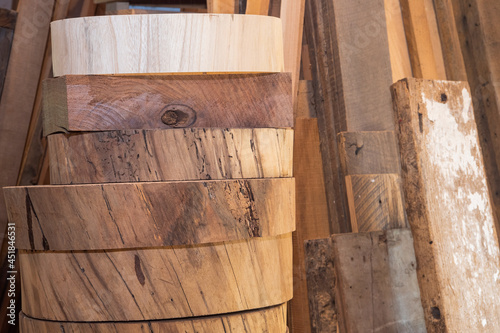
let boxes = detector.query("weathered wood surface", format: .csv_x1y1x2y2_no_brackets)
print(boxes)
5,178,295,250
384,0,412,82
20,233,293,322
453,0,500,240
0,8,16,99
43,74,292,135
345,174,406,232
51,14,284,76
338,131,400,175
392,78,500,332
304,237,337,333
20,303,287,332
290,119,330,333
48,128,293,184
333,229,426,332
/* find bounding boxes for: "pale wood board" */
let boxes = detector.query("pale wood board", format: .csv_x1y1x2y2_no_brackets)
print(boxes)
206,0,237,14
43,74,292,135
48,128,293,184
345,174,406,232
51,14,284,76
20,304,287,332
384,0,412,82
20,234,293,321
290,118,330,333
333,229,426,332
246,0,270,15
392,78,500,332
5,178,295,250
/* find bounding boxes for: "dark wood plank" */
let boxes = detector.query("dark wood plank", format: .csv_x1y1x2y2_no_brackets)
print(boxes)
0,8,16,113
392,78,500,332
333,229,426,332
43,74,293,135
4,178,295,250
338,131,400,175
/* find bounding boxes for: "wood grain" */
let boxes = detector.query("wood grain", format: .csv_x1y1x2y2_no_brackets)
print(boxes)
51,14,284,76
290,119,330,333
338,131,400,175
392,78,500,332
206,0,237,13
4,178,295,250
0,8,16,98
246,0,270,14
333,229,426,332
345,174,407,232
20,303,287,332
20,233,293,322
384,0,412,82
43,74,292,135
48,128,293,184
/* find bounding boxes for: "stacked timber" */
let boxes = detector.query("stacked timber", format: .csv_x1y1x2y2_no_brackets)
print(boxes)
3,14,294,332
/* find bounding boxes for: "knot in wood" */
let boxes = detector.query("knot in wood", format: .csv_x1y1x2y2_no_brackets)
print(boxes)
161,104,196,128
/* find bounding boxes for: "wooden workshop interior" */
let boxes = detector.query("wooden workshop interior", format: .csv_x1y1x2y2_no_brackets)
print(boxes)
0,0,498,332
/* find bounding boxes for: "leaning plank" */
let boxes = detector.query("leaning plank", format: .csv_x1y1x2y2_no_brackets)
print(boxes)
392,78,500,332
4,178,295,250
20,233,293,321
43,74,292,135
48,128,293,184
20,303,287,332
51,14,284,76
333,229,426,332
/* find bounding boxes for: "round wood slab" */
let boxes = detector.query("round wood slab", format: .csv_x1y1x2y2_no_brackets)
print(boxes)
20,304,287,332
49,128,293,184
20,234,293,322
5,178,295,251
51,14,284,76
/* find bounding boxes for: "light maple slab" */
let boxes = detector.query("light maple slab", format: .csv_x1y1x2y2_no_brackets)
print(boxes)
392,78,500,332
20,234,293,322
4,178,295,251
43,74,293,135
51,14,284,76
48,128,293,184
20,303,287,332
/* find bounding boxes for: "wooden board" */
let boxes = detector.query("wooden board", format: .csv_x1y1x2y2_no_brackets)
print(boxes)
4,178,295,250
246,0,270,15
51,14,284,76
384,0,412,82
43,74,293,135
290,119,330,333
20,233,293,321
207,0,237,13
338,131,400,175
392,78,500,332
304,237,337,333
20,303,287,332
48,128,293,184
333,229,426,332
345,174,406,232
0,8,16,98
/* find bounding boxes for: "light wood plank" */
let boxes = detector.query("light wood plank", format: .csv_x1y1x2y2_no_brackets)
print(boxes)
207,0,237,13
246,0,270,15
5,178,295,250
384,0,412,82
393,78,500,332
51,14,284,76
43,74,292,135
48,128,293,184
20,304,287,332
20,234,293,321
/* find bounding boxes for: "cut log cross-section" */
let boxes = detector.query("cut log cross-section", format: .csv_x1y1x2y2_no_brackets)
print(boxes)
392,78,500,332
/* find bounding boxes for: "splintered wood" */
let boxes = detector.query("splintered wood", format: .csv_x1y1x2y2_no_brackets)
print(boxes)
392,78,500,332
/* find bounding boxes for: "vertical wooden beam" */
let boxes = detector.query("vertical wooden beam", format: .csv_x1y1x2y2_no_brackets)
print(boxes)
0,8,16,98
384,0,412,82
246,0,269,14
393,78,500,332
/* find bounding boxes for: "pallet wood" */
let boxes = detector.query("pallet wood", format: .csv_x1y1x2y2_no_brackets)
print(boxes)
20,303,287,333
304,237,336,333
43,74,292,135
399,0,446,80
5,178,295,250
51,14,284,76
290,118,330,333
48,128,293,184
453,0,500,240
338,131,400,175
333,229,426,332
392,78,500,332
20,233,293,321
345,174,406,232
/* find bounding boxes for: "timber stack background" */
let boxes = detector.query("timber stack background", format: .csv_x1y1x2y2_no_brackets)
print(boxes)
0,0,499,332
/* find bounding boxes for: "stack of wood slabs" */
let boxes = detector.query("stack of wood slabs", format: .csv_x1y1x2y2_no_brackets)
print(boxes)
3,14,294,332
